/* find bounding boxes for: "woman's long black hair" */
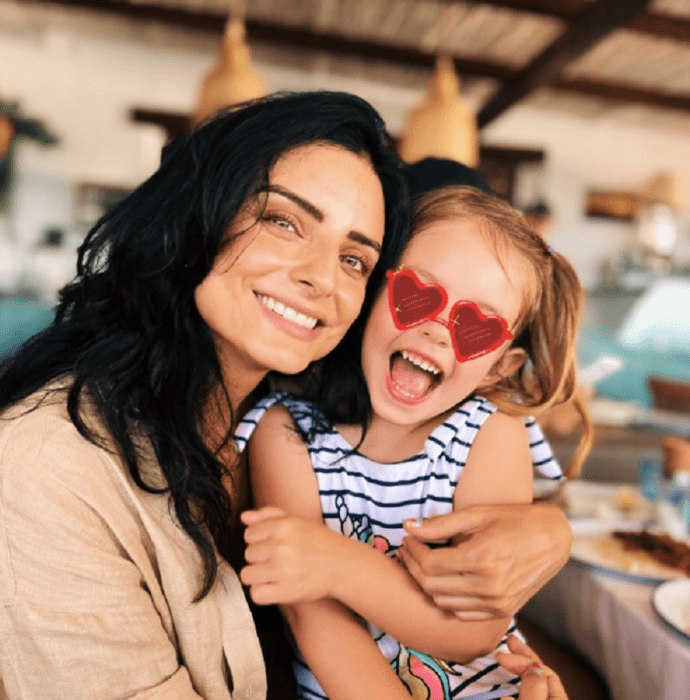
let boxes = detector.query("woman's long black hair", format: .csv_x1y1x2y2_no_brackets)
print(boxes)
0,91,409,599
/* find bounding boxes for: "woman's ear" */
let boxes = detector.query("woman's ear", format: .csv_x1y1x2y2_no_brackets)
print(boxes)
477,347,527,390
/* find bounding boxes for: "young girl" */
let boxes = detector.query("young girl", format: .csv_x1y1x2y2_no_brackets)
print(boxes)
238,186,590,700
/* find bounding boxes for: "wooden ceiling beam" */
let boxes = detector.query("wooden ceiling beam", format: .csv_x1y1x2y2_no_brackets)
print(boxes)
554,76,690,113
31,0,690,125
39,0,690,46
34,0,513,80
477,0,654,127
435,1,690,43
429,0,586,21
631,11,690,43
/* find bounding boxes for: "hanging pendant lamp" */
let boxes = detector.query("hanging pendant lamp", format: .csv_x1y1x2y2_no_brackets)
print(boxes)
398,55,479,167
192,9,267,127
0,115,15,160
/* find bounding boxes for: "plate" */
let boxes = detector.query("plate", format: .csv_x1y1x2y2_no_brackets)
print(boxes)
570,533,689,583
562,480,655,522
653,580,690,640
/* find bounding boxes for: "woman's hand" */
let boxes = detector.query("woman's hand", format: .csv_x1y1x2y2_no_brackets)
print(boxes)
497,635,569,700
397,502,572,620
240,507,342,606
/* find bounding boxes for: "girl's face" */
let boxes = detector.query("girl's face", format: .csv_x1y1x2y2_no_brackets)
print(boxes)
195,143,385,398
362,218,527,430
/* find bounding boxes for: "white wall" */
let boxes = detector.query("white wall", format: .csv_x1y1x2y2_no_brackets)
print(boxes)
2,20,690,294
484,108,690,288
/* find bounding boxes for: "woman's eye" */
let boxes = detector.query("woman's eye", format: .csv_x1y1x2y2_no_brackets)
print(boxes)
264,215,296,233
342,254,370,275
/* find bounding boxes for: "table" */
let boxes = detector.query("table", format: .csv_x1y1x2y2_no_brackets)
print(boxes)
521,559,690,700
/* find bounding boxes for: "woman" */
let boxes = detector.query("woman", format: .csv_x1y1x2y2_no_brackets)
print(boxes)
0,92,570,699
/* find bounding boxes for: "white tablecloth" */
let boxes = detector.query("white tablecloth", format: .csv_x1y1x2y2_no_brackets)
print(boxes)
521,560,690,700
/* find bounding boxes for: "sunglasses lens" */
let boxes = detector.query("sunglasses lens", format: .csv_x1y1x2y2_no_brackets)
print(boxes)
448,302,513,362
388,270,447,328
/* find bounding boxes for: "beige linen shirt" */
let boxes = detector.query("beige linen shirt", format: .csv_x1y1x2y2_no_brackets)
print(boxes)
0,389,266,699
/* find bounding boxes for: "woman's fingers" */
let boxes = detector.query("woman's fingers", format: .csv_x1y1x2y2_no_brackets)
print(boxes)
398,536,525,618
403,508,487,542
398,504,568,619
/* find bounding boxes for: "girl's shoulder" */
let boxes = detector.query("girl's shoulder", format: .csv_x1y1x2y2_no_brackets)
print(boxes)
233,392,328,453
428,395,564,480
426,396,497,456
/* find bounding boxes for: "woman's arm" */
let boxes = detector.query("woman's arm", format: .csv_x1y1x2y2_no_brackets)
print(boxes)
0,414,206,699
244,406,532,663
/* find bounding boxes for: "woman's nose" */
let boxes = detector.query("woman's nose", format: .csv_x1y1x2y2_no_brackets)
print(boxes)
291,244,338,296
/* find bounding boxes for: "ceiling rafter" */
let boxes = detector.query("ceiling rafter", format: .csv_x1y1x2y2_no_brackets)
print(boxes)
29,1,690,126
478,0,655,126
434,0,690,42
555,76,690,113
430,0,586,20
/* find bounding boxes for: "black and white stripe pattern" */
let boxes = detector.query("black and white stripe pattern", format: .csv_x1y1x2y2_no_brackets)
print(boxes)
236,393,562,699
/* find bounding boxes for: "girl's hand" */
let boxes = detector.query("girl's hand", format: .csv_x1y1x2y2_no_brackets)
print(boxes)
240,507,342,606
397,503,571,620
497,635,569,700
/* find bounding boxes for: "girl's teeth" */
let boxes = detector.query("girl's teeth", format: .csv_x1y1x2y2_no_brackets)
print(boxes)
401,350,440,375
257,294,318,329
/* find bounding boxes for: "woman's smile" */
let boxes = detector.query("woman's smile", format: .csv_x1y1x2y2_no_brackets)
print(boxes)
254,292,322,336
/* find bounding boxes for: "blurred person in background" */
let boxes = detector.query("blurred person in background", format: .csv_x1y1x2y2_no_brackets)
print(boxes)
524,200,553,240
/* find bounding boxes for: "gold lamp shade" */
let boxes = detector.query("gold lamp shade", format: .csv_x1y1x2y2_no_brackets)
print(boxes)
398,55,479,167
0,115,16,159
192,17,268,127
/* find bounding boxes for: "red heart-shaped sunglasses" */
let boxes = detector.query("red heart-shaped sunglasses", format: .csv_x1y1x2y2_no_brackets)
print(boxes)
386,268,514,363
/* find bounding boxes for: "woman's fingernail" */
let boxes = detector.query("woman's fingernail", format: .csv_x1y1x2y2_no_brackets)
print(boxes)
526,663,544,677
405,518,422,527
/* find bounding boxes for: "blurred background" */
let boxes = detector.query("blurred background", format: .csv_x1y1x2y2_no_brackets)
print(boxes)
5,5,690,696
2,0,690,411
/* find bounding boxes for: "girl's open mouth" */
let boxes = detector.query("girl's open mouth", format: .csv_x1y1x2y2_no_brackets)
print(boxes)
387,350,443,403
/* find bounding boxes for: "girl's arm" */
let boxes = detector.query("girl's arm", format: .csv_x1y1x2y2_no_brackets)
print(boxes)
284,599,412,700
245,406,412,700
244,405,533,664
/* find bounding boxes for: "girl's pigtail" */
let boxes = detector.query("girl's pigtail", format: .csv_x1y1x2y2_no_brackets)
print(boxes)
531,250,593,477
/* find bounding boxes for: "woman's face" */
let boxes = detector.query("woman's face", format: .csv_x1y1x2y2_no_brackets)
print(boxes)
195,143,386,398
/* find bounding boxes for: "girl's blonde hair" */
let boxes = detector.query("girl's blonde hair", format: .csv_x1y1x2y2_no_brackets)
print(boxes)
410,186,592,477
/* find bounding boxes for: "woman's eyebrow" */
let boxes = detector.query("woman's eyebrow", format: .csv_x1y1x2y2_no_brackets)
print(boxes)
348,231,381,254
260,184,381,254
260,185,324,221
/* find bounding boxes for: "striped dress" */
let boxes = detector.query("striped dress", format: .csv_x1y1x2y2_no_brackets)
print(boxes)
236,393,563,700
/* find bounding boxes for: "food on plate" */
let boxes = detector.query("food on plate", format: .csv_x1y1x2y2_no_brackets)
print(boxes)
614,487,643,514
613,530,690,575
